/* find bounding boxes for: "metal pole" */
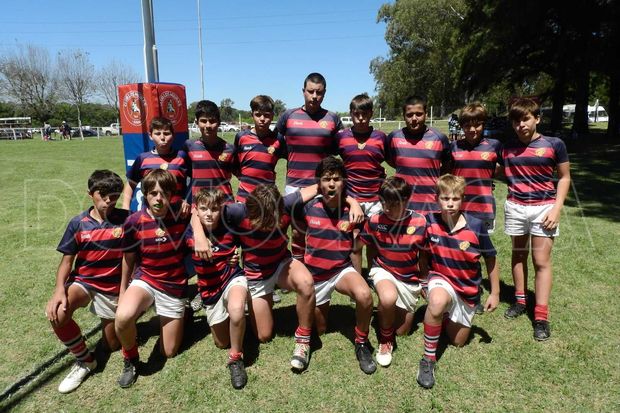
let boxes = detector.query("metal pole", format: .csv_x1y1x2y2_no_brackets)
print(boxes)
141,0,159,82
197,0,205,99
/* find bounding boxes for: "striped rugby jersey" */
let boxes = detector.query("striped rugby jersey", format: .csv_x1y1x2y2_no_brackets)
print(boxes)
183,137,235,202
127,150,189,205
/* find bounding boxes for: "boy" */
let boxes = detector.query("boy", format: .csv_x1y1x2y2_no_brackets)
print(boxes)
499,97,571,341
358,177,427,367
187,188,248,389
46,170,127,393
183,100,235,203
115,169,189,388
416,174,500,389
451,103,502,234
122,117,190,216
277,72,342,260
336,93,387,272
386,95,451,214
301,156,376,375
233,95,286,203
191,184,319,372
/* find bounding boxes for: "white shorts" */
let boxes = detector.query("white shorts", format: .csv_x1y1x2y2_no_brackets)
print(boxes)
130,279,186,319
204,276,248,326
368,267,422,313
504,200,559,237
74,282,118,320
428,277,476,328
247,257,293,300
314,266,359,306
359,200,383,218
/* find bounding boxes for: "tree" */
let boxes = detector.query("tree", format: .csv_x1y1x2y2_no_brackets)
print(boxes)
0,45,57,121
56,49,95,140
273,99,286,117
220,98,235,122
97,59,140,121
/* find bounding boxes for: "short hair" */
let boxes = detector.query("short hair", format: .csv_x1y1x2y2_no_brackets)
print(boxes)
195,100,220,121
194,188,226,209
87,170,123,196
509,97,540,122
149,117,174,134
379,176,411,206
304,72,327,89
402,95,427,113
246,184,284,231
250,95,274,113
459,103,488,126
141,169,176,197
436,174,466,197
350,93,373,112
315,156,346,179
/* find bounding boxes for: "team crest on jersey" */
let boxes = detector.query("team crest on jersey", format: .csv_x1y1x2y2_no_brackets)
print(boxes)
406,226,416,235
218,153,229,162
112,227,123,238
535,148,546,157
160,163,169,171
459,241,470,251
319,120,328,129
267,146,276,155
155,228,166,237
338,221,350,232
424,141,434,150
122,91,148,127
159,90,184,127
481,152,490,160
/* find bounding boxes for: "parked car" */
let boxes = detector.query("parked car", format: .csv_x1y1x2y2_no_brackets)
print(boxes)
218,122,240,132
341,116,353,128
371,118,386,123
101,123,120,136
72,128,98,137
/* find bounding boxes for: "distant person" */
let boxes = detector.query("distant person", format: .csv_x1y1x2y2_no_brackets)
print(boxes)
45,170,127,393
499,97,571,341
61,121,71,140
43,122,52,141
448,113,460,141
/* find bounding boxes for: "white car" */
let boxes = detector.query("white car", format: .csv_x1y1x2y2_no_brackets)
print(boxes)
341,116,353,128
218,122,240,132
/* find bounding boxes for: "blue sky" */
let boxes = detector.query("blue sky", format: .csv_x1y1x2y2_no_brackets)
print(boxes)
0,0,389,113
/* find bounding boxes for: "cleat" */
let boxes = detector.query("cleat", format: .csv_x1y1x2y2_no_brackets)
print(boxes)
272,292,281,304
504,303,526,319
533,320,551,341
290,342,310,372
58,358,97,393
376,341,393,367
228,359,248,389
416,357,436,389
117,358,138,388
355,343,376,374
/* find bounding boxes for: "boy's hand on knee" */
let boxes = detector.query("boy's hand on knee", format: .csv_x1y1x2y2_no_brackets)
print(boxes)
45,289,67,324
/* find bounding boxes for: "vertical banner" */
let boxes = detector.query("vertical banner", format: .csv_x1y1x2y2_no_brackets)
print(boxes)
118,83,189,211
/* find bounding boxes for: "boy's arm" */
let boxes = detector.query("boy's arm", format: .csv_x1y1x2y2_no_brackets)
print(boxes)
298,184,318,203
120,252,136,297
45,254,75,325
483,255,500,312
344,196,364,224
190,210,213,261
418,250,430,299
542,161,571,230
121,180,137,210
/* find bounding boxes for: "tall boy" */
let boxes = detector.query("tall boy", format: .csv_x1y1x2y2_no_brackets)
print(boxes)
301,156,376,375
386,95,451,213
358,177,427,367
115,169,189,388
187,188,249,389
277,72,342,260
416,174,500,389
500,97,571,341
122,117,190,216
46,170,127,393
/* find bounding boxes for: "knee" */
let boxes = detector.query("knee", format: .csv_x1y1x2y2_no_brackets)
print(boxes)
356,288,373,308
228,304,246,323
114,310,134,330
162,348,178,358
378,291,398,308
213,338,230,349
257,332,273,344
427,298,448,319
451,336,467,347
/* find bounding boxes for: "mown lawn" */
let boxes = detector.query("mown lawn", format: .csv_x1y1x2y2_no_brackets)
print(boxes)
0,132,618,412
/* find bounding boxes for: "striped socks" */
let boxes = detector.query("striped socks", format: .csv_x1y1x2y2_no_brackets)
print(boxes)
53,319,94,363
423,322,442,362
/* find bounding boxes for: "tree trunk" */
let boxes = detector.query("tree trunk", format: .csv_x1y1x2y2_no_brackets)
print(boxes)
572,65,590,136
76,104,84,141
608,71,619,138
550,66,566,135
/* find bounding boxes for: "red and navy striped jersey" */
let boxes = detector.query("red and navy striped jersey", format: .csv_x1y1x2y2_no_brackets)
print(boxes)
385,127,451,213
424,212,496,306
223,191,302,280
359,210,426,282
336,128,387,202
57,208,129,295
499,135,569,205
186,225,243,305
277,107,341,187
122,209,189,298
302,198,359,282
127,150,189,205
233,129,285,203
451,138,501,220
183,138,235,202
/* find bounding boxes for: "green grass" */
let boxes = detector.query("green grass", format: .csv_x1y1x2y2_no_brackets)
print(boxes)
0,133,619,412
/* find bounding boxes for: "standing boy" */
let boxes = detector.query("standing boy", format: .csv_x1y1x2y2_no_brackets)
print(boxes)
386,95,451,214
416,174,500,389
46,170,127,393
500,97,570,341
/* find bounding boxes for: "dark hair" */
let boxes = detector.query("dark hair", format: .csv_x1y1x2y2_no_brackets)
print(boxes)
304,72,327,89
315,156,346,179
402,95,427,113
194,188,226,209
250,95,274,113
141,169,176,197
379,176,411,206
195,100,220,121
246,184,284,231
509,97,540,122
350,93,373,112
149,116,174,134
459,103,488,125
88,170,124,196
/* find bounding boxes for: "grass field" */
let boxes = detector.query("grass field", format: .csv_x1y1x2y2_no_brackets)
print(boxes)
0,131,619,412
